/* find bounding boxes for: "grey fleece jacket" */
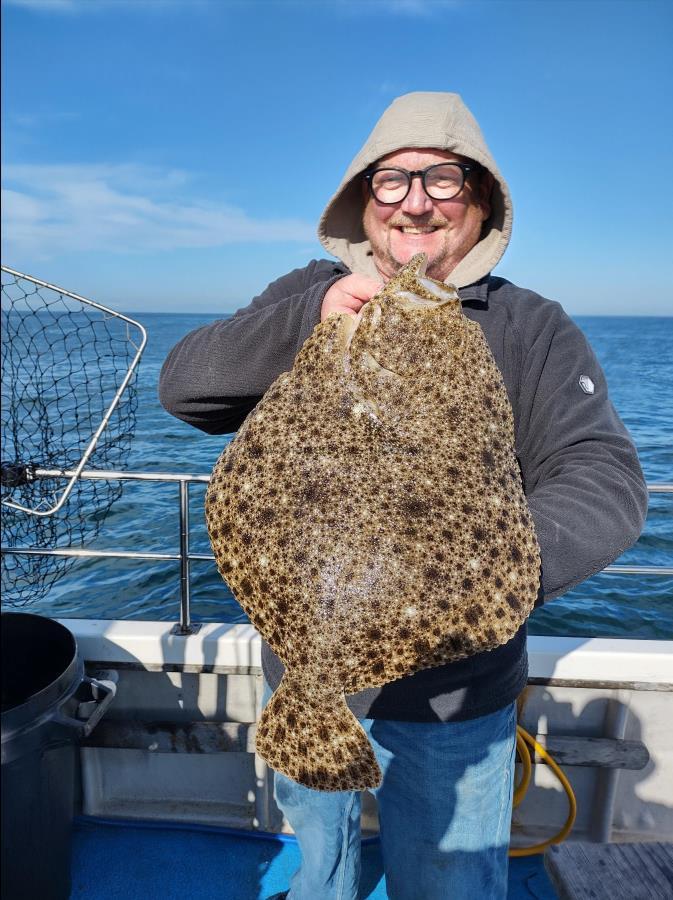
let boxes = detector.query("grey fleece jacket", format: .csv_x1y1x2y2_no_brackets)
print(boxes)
159,260,648,721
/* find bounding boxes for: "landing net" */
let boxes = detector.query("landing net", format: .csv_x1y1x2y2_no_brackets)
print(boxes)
1,267,146,607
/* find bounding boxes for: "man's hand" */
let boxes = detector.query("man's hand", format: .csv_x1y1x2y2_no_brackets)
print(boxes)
321,275,383,322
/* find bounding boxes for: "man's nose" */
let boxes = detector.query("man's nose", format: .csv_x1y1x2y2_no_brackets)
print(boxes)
400,176,433,216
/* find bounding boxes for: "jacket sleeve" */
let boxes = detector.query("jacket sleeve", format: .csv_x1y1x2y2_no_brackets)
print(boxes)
513,300,649,602
159,260,346,434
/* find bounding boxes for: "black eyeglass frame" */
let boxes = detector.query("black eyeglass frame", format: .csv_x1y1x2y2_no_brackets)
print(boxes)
363,162,478,204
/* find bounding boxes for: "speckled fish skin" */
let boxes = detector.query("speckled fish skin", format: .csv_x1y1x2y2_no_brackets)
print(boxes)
206,253,540,792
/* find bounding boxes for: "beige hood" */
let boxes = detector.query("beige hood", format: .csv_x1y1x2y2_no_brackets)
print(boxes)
318,92,512,288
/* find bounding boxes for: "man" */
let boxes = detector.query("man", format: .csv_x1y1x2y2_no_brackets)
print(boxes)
160,92,647,899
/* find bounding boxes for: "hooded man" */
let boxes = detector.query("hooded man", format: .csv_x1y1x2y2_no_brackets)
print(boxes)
160,93,647,900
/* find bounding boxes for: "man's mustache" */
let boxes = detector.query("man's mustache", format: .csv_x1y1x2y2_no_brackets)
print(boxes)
389,218,445,228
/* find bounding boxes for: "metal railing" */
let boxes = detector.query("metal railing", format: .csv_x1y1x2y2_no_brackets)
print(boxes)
2,469,672,635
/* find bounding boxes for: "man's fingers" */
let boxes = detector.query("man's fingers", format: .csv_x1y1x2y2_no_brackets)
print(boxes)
345,276,384,300
321,275,383,322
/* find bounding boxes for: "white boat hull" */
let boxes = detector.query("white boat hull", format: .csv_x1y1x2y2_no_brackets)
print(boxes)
63,620,673,845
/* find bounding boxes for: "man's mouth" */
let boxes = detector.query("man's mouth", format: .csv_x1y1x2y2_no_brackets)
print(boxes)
396,226,439,235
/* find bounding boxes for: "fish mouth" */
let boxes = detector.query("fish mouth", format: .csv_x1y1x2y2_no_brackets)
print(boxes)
341,306,403,385
361,349,400,377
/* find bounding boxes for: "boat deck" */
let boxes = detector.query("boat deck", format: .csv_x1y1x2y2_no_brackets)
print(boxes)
71,817,558,899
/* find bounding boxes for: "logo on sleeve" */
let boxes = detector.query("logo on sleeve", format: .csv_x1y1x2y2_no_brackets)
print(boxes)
579,375,595,395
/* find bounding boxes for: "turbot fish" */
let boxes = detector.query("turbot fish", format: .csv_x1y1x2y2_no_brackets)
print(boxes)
206,253,540,792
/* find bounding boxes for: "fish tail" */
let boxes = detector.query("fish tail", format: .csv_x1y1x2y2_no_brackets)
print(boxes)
256,672,382,792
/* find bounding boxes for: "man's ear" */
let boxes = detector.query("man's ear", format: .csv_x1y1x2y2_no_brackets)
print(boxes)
479,170,494,222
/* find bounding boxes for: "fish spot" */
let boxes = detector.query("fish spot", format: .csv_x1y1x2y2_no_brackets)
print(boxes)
258,508,276,525
464,606,482,627
482,449,495,469
401,497,429,518
506,593,522,611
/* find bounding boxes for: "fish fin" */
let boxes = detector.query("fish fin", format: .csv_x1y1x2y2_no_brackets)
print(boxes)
256,672,382,792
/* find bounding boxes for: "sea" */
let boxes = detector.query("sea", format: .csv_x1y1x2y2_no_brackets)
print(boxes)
4,311,673,639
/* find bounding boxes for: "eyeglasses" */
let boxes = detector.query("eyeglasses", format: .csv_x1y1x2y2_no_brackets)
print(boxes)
363,162,478,204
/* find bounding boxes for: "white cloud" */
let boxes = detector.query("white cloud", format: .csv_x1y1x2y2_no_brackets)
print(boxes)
9,111,80,128
333,0,460,17
1,163,315,258
3,0,80,10
2,0,206,12
4,0,459,16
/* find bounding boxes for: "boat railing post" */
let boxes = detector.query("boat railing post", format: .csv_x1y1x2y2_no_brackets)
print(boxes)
171,478,201,635
589,694,629,843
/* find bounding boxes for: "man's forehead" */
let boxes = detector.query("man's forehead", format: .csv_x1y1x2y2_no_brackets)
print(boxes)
375,147,471,166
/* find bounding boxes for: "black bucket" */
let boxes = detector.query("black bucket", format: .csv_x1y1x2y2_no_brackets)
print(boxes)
1,612,115,900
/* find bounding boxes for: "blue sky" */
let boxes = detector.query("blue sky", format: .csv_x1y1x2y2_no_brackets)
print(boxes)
2,0,672,315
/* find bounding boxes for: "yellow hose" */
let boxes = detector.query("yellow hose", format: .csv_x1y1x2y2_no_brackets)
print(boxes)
508,725,577,857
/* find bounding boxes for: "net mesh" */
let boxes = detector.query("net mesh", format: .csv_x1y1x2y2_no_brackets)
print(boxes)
1,268,144,607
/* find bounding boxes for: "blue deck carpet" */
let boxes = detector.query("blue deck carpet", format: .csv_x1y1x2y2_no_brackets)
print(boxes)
71,817,557,899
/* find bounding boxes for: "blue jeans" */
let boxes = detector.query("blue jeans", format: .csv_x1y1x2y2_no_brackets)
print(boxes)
263,681,516,900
